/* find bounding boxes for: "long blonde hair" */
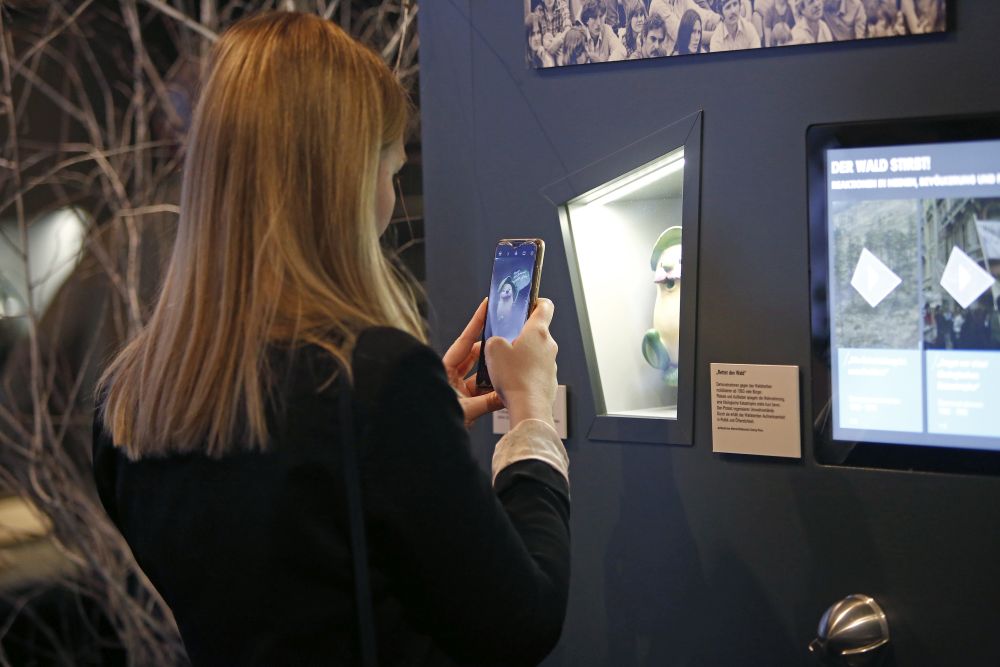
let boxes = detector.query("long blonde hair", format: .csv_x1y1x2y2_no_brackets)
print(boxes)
99,12,425,459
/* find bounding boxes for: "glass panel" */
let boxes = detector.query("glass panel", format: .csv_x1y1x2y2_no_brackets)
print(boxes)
564,148,684,418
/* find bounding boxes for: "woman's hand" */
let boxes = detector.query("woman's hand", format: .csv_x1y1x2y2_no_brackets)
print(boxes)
485,299,558,430
443,299,504,428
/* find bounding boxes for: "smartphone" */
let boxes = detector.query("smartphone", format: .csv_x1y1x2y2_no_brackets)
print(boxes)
476,238,545,390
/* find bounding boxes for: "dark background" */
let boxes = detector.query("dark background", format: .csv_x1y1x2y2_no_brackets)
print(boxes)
419,1,1000,665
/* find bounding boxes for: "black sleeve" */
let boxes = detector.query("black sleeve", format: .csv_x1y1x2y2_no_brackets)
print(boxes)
352,328,570,667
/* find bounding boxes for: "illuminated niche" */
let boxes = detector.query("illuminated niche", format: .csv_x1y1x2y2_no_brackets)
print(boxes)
562,149,685,419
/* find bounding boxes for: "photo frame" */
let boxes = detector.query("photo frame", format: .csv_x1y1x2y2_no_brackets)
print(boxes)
524,0,948,68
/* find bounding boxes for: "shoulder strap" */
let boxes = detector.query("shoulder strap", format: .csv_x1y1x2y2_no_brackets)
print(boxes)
339,374,377,667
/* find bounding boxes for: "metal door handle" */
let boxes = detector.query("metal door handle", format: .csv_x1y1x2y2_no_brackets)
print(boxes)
809,594,890,666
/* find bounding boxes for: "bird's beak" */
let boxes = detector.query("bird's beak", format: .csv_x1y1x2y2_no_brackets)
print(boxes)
653,265,681,284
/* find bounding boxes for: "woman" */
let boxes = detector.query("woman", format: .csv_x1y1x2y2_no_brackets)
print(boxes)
526,12,555,67
867,1,905,37
559,25,591,65
621,0,648,58
651,0,721,45
94,12,569,667
672,9,704,54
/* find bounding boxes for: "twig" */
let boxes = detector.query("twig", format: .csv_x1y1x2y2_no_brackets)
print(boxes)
115,204,181,218
392,0,415,74
139,0,220,43
13,0,97,71
123,0,148,332
322,0,340,20
6,54,90,129
55,2,119,139
0,141,175,218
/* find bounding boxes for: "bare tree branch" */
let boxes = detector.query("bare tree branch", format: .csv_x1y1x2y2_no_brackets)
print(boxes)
139,0,220,43
13,0,96,71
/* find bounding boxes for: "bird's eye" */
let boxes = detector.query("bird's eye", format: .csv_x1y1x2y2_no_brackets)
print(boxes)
665,278,676,290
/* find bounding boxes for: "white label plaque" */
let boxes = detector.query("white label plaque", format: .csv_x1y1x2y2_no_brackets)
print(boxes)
710,363,801,458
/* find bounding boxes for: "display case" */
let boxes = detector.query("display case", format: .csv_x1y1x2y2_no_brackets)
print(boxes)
543,112,702,445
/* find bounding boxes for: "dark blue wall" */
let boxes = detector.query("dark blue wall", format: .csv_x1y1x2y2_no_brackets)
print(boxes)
419,3,1000,664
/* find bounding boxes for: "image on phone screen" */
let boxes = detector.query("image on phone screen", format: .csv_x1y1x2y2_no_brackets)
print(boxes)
483,243,538,343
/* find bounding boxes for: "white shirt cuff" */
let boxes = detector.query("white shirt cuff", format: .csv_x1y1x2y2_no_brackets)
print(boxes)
491,419,569,486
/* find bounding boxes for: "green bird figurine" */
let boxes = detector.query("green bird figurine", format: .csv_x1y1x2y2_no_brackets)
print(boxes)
642,226,681,387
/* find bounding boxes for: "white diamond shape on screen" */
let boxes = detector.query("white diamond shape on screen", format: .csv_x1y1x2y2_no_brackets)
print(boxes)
940,246,995,309
850,248,902,307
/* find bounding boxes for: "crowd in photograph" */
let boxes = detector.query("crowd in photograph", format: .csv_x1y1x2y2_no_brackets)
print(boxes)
525,0,946,67
923,295,1000,352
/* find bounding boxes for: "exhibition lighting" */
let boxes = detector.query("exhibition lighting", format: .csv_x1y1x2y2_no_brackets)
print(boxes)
583,156,685,208
0,207,86,318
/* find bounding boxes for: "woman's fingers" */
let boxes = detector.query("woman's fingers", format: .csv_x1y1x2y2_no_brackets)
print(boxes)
458,391,504,427
449,342,482,390
456,341,482,379
521,298,554,333
443,298,488,370
461,371,495,399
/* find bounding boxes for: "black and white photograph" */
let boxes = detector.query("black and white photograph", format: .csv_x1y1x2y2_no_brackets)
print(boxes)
524,0,947,67
830,199,921,350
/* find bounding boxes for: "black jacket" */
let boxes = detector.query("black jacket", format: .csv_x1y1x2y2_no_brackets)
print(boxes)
93,327,570,666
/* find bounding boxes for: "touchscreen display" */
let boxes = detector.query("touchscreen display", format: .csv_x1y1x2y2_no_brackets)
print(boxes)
483,242,538,343
825,138,1000,451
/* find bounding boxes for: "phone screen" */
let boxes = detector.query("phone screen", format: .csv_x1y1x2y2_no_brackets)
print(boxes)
484,242,538,343
477,239,543,388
